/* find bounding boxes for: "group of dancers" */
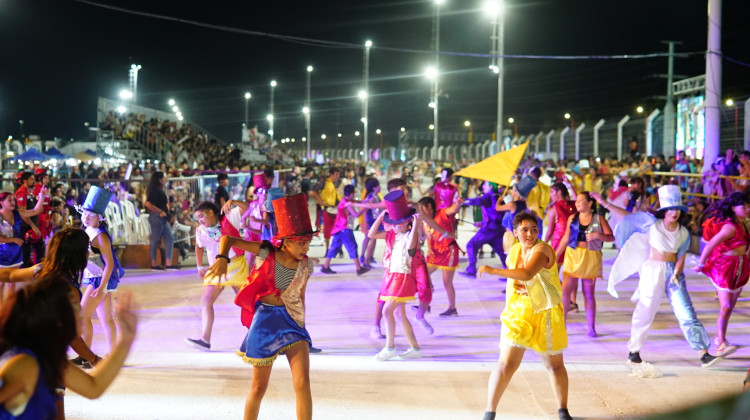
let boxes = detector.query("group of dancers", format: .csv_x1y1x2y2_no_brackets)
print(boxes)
191,168,748,420
2,166,747,420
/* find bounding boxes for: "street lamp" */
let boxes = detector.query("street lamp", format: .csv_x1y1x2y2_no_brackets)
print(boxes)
464,120,473,144
484,0,505,152
508,117,517,136
636,106,644,114
244,92,252,127
429,0,443,160
305,66,313,159
564,112,574,129
362,40,372,161
726,98,739,142
168,99,175,107
269,80,277,141
119,89,133,100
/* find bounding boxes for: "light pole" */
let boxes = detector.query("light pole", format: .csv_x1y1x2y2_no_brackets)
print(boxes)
129,64,141,103
359,90,368,162
244,92,252,127
18,120,24,139
269,80,277,141
484,0,504,153
430,0,443,160
508,117,517,136
362,40,372,161
376,128,383,150
726,99,738,143
564,112,574,129
464,120,473,144
305,65,313,160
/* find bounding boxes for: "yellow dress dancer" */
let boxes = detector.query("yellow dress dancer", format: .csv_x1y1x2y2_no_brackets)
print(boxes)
479,211,571,420
501,240,568,354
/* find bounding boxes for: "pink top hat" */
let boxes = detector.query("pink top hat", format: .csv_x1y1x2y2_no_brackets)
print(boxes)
383,190,416,225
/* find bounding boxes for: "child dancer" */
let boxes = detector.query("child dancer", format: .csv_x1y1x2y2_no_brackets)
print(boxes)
186,201,249,350
368,190,423,360
78,186,125,354
206,193,316,420
359,178,383,269
320,185,369,275
418,196,463,316
695,192,750,356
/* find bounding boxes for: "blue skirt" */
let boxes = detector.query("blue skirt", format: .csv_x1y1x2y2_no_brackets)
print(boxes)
237,302,311,367
0,243,23,268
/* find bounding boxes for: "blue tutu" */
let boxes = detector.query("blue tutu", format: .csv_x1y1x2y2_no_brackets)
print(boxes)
0,243,23,268
237,302,311,367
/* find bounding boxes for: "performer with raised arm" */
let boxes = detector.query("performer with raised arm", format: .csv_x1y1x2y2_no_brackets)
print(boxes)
206,193,315,420
478,212,572,420
459,181,504,278
608,185,721,368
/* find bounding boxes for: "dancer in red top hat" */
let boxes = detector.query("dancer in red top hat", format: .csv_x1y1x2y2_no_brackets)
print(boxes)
207,193,316,420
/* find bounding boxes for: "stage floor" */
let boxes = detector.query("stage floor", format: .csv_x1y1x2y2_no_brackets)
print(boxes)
66,222,749,419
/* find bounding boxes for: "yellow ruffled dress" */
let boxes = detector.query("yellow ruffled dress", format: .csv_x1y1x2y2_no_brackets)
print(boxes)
500,241,568,355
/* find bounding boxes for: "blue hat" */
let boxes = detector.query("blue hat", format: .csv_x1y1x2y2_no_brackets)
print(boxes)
78,185,113,215
265,187,284,212
657,185,688,214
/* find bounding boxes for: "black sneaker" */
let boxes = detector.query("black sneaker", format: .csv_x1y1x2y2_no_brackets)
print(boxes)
410,305,431,313
70,356,86,366
356,267,371,276
439,308,458,317
628,351,642,364
700,353,722,368
309,346,322,354
459,270,476,278
185,338,211,351
320,267,337,274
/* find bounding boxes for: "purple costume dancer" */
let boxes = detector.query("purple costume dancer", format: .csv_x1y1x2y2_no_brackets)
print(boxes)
460,182,505,277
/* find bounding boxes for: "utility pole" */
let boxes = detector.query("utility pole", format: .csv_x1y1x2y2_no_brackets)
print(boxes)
661,40,681,158
703,0,722,167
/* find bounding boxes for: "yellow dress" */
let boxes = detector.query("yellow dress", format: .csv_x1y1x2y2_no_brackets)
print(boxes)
500,241,568,355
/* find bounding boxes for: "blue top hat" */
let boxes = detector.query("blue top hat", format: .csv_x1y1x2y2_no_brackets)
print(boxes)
265,187,284,212
78,185,113,215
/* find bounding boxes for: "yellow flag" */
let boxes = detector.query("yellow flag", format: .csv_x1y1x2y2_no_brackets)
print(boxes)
455,141,529,187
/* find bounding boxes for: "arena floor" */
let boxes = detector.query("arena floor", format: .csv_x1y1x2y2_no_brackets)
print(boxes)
65,222,750,419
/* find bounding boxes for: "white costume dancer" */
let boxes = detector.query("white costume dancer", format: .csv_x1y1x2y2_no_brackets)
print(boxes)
608,185,720,368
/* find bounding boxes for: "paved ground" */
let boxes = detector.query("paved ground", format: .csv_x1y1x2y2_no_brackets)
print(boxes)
65,221,750,420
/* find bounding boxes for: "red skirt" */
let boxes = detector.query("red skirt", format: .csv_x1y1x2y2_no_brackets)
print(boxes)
380,270,417,303
701,253,750,292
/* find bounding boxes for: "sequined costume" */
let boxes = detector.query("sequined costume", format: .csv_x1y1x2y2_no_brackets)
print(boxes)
562,214,604,279
235,245,314,367
463,192,505,274
82,226,124,293
501,241,567,354
379,230,418,302
700,218,750,292
425,207,459,270
549,200,575,265
197,207,249,288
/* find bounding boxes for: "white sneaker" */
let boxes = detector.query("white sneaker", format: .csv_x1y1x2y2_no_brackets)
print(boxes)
398,348,423,360
370,325,385,339
416,317,434,335
373,347,397,361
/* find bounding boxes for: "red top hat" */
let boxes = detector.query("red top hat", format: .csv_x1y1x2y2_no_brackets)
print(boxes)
253,173,269,189
434,181,457,210
272,193,317,239
383,190,416,225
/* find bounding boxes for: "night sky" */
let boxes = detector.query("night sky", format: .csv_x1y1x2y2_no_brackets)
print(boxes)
1,0,748,148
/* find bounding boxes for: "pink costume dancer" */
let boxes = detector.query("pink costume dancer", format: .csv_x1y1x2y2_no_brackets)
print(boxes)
370,190,423,361
697,192,750,355
545,183,576,265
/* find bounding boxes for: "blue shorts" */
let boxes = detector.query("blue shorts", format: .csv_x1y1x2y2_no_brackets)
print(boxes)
325,229,358,259
81,276,119,292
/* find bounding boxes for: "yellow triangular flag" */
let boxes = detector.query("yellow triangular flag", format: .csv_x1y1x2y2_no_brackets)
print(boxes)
455,141,529,187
